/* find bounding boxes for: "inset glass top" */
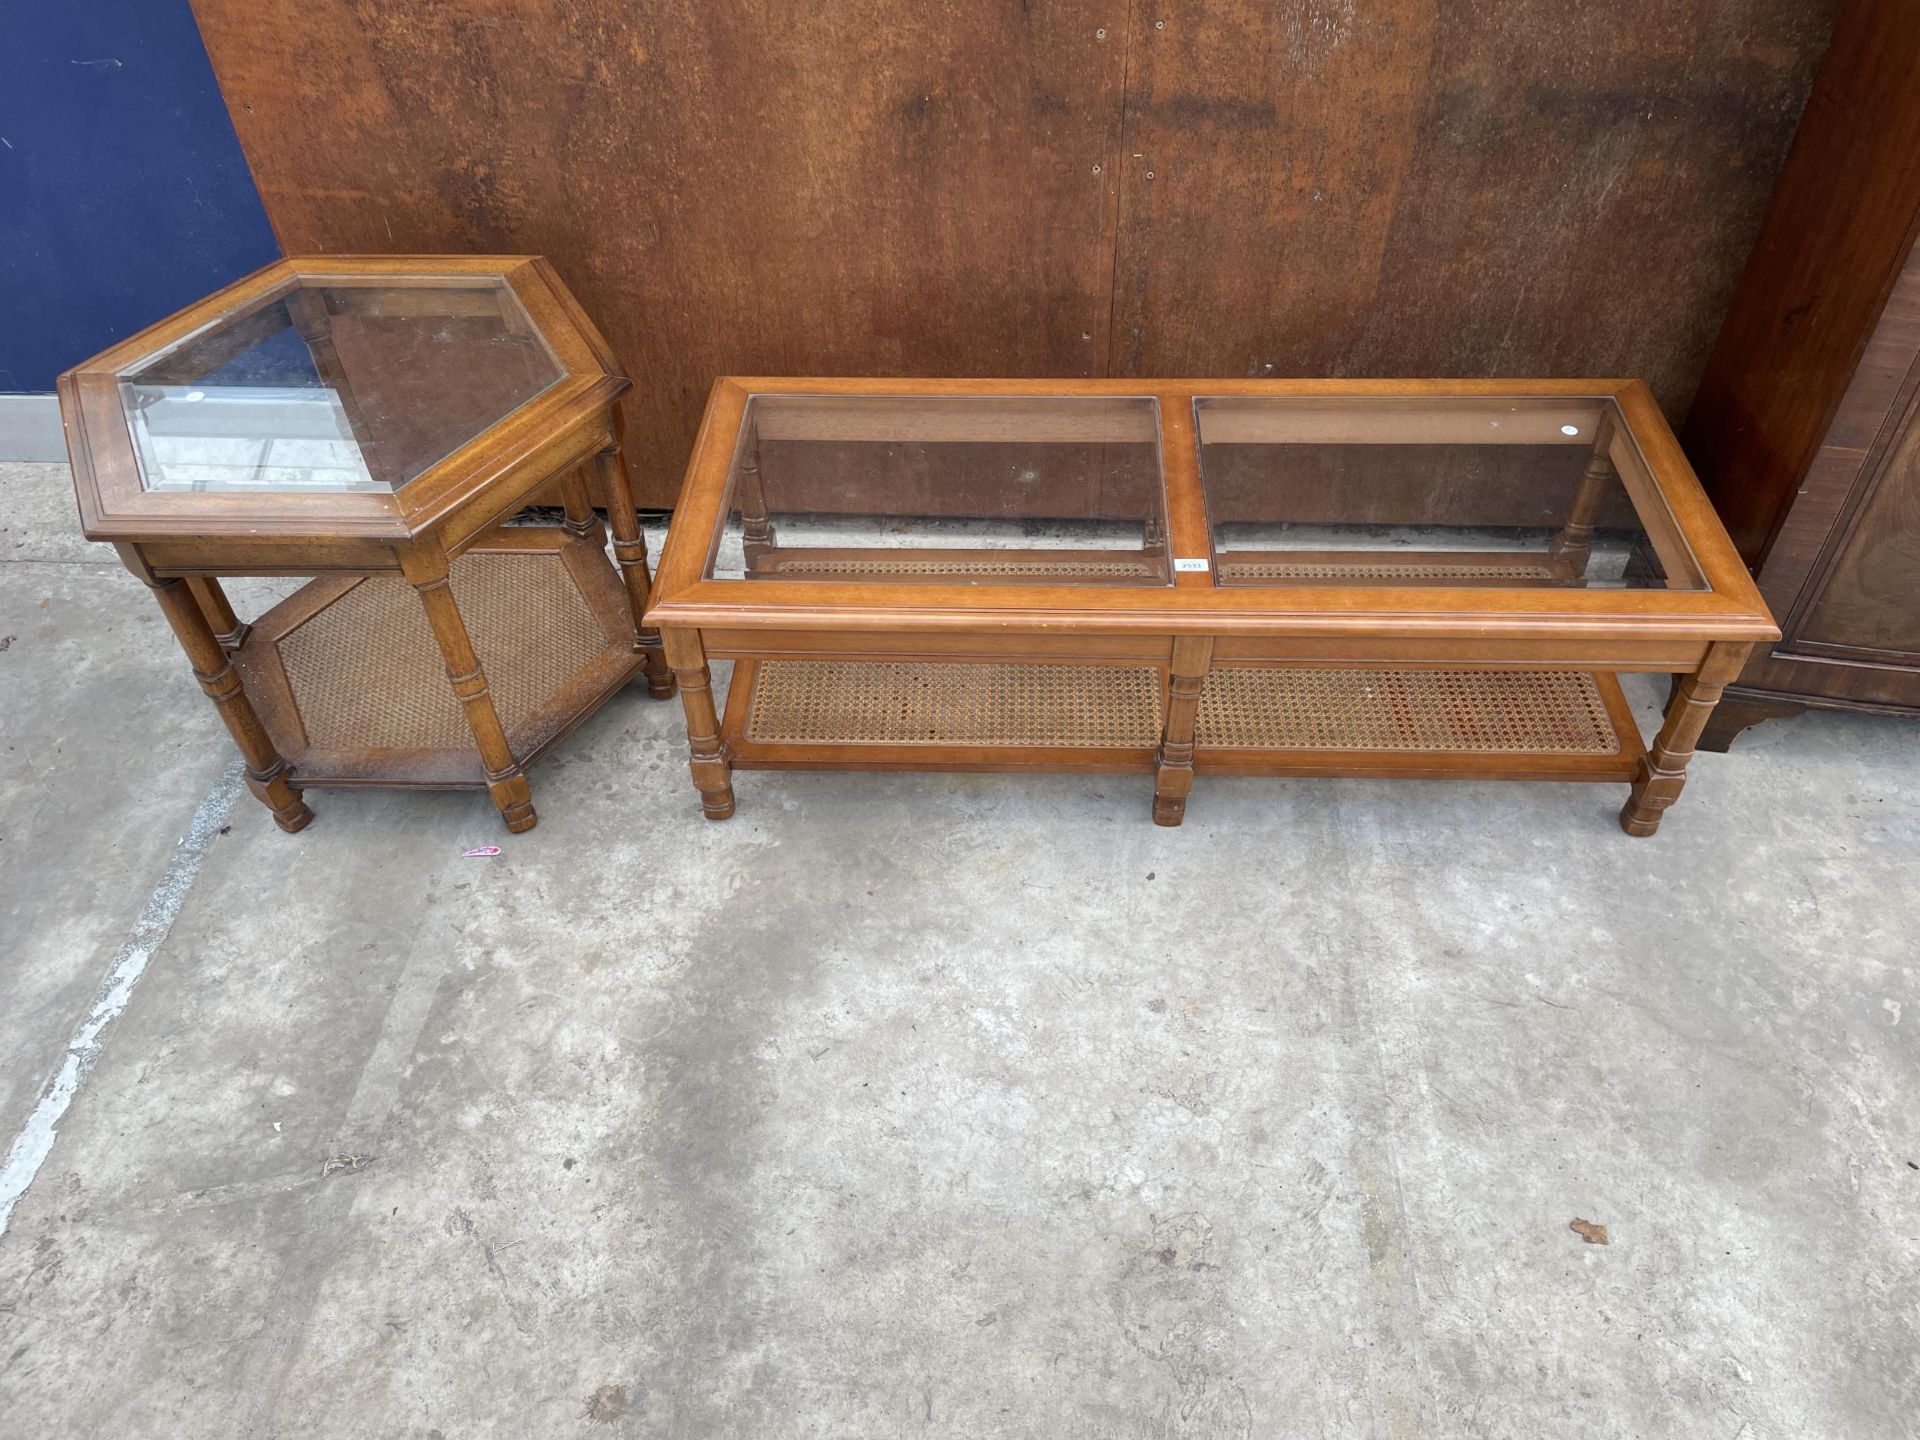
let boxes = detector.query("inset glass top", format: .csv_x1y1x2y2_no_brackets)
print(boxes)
707,395,1170,586
1195,395,1706,590
117,276,563,494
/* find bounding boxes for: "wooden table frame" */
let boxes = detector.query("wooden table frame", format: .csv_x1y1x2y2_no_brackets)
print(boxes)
646,377,1779,835
60,255,674,835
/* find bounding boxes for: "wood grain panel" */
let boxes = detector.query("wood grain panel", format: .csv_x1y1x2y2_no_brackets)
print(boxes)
190,0,1130,505
192,1,1834,506
1757,445,1868,615
1824,254,1920,450
1108,2,1833,413
1682,0,1920,562
1798,392,1920,657
1684,5,1920,742
1756,246,1920,629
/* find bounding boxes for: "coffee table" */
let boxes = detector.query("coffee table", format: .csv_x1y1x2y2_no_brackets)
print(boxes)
645,380,1778,834
59,255,674,834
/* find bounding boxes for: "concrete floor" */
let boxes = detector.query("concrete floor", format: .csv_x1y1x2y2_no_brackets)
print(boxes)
0,458,1916,1439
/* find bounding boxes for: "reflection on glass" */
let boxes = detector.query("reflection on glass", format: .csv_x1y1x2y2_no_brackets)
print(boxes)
118,278,563,494
708,395,1170,586
1194,395,1706,591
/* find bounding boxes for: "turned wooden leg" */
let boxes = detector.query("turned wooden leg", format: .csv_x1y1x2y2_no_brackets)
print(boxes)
186,576,251,651
288,288,391,487
1153,635,1213,827
736,436,778,567
663,626,734,820
1142,508,1169,579
1143,510,1164,550
1548,412,1615,582
1621,643,1753,837
592,415,674,699
148,577,311,833
557,465,604,543
403,552,537,833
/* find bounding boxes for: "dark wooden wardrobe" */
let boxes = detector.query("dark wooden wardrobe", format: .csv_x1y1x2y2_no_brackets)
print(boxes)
1684,0,1920,748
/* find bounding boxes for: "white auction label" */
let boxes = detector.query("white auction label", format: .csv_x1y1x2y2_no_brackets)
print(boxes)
1173,557,1210,573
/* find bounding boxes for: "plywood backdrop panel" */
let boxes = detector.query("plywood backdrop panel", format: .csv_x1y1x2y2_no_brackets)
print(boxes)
191,0,1835,505
1108,3,1837,400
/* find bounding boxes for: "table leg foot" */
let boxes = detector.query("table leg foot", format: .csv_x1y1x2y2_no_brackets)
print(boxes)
145,576,309,836
665,629,735,819
689,749,736,820
592,424,678,702
254,765,314,833
1618,652,1747,838
1618,797,1663,837
272,806,316,834
405,558,541,835
483,769,538,832
642,631,676,699
1152,637,1212,829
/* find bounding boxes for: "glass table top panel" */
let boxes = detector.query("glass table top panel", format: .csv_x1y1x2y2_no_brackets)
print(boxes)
117,277,564,494
1194,395,1706,590
709,395,1170,585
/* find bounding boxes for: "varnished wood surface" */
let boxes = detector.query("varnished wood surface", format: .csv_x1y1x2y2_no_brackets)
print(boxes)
1797,382,1920,658
147,572,312,833
1683,4,1920,732
60,256,625,548
1754,244,1920,688
1621,641,1752,835
191,0,1835,506
651,376,1773,831
63,258,675,831
1683,0,1920,564
649,377,1776,645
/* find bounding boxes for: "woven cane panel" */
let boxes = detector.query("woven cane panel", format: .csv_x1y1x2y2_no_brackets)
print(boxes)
1197,669,1619,754
1220,560,1559,581
746,660,1163,747
768,557,1153,578
276,553,608,750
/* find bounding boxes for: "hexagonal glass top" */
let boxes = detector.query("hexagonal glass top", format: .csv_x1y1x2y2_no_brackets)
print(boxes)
116,276,563,494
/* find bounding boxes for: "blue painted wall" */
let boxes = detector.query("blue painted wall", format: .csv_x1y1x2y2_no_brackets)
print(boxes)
0,1,280,393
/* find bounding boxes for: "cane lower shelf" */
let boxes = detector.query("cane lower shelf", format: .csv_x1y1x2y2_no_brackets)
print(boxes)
235,529,640,787
724,659,1641,782
645,377,1780,833
1213,553,1564,584
749,550,1163,582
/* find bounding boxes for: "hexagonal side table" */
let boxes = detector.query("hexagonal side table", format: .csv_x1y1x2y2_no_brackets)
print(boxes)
58,254,675,834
